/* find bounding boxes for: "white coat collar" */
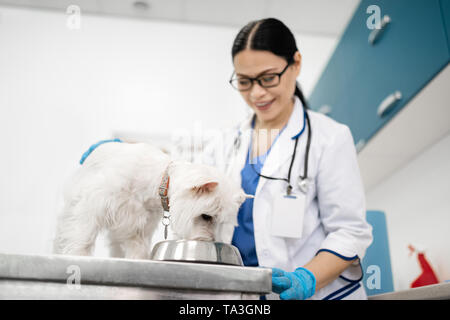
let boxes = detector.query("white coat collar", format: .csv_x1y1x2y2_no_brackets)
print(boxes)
257,96,305,193
220,97,306,243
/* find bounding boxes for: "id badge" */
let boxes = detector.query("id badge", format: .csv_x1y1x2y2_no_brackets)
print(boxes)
270,192,306,238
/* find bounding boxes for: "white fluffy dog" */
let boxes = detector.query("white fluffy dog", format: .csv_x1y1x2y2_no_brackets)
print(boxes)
53,142,248,259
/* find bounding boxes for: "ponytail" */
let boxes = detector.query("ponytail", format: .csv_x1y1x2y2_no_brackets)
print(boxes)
295,81,309,109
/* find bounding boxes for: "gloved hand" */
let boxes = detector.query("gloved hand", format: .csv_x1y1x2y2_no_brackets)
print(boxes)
79,138,122,165
272,267,316,300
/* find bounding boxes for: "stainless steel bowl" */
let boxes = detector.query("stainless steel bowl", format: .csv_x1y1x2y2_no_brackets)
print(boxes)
150,240,244,266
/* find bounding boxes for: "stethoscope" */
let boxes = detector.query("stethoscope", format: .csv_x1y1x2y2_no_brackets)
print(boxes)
233,108,311,195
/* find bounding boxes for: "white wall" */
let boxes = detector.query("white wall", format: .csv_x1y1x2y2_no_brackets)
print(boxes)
366,133,450,291
0,6,337,255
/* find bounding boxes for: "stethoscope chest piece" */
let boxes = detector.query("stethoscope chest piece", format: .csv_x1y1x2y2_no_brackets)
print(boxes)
297,178,309,194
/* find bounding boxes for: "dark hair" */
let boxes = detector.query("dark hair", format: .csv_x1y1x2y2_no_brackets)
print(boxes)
231,18,308,109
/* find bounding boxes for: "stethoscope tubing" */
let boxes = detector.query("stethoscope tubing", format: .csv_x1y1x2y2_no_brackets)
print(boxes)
237,109,311,195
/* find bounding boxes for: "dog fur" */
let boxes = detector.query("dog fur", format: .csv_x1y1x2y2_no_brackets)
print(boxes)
53,142,247,259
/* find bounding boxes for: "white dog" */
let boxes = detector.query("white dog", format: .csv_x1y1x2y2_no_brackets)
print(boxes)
53,142,249,259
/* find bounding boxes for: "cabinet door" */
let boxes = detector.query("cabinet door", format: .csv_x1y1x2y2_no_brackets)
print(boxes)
307,44,353,126
308,0,449,148
349,0,449,146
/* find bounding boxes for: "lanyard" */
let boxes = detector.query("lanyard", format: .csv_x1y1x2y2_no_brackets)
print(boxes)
250,110,311,195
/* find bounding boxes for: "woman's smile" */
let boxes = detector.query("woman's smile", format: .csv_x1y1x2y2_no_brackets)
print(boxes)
254,98,276,111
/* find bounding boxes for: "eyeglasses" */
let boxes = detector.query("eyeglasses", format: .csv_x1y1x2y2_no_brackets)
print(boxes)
229,62,291,91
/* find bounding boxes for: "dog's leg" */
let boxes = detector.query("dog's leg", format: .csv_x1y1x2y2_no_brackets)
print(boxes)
121,211,161,260
107,232,125,258
54,201,100,256
108,243,125,258
62,224,100,256
122,235,150,260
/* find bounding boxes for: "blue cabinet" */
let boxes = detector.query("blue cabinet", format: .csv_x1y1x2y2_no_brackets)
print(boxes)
362,211,394,295
308,0,450,149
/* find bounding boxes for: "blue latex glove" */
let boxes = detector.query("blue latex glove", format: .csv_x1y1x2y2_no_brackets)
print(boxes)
79,138,122,165
272,267,316,300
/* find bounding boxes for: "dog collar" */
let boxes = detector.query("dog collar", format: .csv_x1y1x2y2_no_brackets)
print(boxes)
159,162,172,240
159,162,171,212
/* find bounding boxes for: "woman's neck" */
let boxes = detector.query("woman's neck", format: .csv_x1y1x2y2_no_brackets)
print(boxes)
254,97,295,131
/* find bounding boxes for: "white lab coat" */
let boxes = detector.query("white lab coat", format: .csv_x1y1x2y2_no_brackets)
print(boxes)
202,96,373,300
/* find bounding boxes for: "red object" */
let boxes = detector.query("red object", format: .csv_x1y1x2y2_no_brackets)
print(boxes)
411,252,439,288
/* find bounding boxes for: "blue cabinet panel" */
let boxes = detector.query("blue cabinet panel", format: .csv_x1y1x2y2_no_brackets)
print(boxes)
362,211,394,295
308,0,449,148
308,25,359,126
350,0,449,145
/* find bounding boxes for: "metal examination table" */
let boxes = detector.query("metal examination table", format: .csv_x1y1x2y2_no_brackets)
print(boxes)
0,253,272,300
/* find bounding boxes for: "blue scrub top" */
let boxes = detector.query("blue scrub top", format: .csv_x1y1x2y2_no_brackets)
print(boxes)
232,122,286,267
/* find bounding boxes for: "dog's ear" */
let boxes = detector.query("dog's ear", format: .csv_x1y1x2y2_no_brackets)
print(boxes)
192,182,218,195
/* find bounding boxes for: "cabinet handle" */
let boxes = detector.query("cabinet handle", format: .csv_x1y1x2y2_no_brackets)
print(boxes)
368,15,391,45
377,91,402,117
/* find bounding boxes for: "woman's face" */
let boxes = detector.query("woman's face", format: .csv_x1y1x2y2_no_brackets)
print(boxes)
232,49,301,126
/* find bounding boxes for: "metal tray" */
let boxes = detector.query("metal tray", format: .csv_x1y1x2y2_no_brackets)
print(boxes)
0,252,271,299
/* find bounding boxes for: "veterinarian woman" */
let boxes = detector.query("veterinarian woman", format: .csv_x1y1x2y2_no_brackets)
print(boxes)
81,18,373,300
202,18,373,300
